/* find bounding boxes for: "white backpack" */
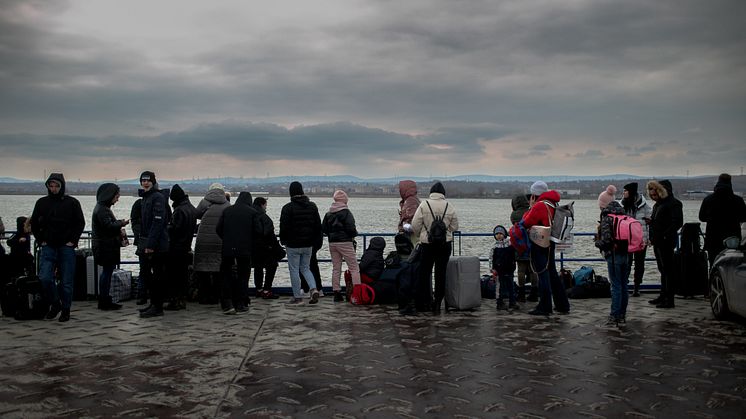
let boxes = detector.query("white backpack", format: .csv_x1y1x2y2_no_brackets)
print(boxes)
543,201,574,243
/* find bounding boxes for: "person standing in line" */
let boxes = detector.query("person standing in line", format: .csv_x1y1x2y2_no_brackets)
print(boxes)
510,194,537,302
130,198,147,304
322,190,360,302
410,181,459,314
193,183,230,304
216,191,266,314
646,179,683,309
491,225,518,311
92,183,129,311
699,173,746,268
137,171,170,318
595,198,630,326
620,182,652,296
30,173,85,322
165,184,197,311
522,180,570,316
398,180,421,246
6,216,34,278
252,197,281,299
280,181,322,305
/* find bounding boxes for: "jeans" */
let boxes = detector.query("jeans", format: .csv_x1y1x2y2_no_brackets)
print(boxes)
38,245,76,310
287,247,316,298
606,252,630,319
329,241,360,291
530,242,570,313
98,264,115,300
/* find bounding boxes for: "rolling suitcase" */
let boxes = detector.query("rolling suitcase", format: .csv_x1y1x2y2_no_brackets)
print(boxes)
12,276,46,320
73,248,93,300
445,255,481,310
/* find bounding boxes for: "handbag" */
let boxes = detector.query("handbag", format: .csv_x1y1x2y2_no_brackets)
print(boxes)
529,225,551,248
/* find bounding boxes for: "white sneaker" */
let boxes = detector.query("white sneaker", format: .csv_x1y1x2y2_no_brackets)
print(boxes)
299,291,309,299
317,290,325,297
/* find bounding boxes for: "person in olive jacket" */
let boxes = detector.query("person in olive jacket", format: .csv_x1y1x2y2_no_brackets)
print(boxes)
216,191,268,314
30,172,85,322
165,184,197,310
646,179,683,309
92,183,129,311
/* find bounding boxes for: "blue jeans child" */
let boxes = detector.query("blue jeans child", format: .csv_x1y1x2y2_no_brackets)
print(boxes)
497,274,515,306
606,251,631,321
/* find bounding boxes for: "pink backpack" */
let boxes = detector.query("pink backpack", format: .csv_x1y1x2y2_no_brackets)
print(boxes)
608,214,645,252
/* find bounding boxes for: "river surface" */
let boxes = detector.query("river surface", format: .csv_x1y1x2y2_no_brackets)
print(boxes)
1,194,705,287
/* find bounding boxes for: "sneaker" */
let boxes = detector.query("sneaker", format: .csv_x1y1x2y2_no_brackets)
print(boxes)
299,291,310,299
528,308,551,316
617,316,627,325
333,291,344,302
495,300,507,311
317,289,325,297
222,307,237,315
602,316,617,327
45,305,61,320
509,302,521,310
138,304,153,313
235,305,248,314
58,310,70,322
286,298,304,305
309,290,320,305
140,306,164,318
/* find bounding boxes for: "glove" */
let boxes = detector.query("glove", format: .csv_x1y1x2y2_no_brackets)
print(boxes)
402,223,413,233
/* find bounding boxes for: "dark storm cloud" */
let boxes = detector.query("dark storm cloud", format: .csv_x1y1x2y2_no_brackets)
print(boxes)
0,121,509,162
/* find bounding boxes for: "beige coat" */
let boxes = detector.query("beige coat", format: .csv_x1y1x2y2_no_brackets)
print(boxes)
411,193,459,244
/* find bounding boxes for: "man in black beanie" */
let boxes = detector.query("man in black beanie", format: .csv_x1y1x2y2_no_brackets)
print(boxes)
280,181,323,305
138,170,171,318
699,174,746,267
621,182,652,296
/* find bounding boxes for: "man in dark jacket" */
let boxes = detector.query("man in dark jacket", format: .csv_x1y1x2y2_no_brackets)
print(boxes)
138,171,171,318
216,191,266,314
30,173,85,322
280,181,323,305
699,173,746,267
165,184,197,310
647,179,684,309
252,197,281,299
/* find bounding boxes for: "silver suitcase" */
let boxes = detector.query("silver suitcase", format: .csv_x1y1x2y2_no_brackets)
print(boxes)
445,256,481,310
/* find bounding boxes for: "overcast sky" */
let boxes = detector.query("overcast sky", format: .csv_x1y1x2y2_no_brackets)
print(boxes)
0,0,744,181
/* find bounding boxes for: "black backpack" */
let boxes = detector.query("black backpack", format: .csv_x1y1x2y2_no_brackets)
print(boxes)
426,201,448,244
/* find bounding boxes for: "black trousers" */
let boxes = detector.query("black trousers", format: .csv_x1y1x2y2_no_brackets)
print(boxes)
300,250,322,292
167,250,191,300
654,244,675,301
141,252,167,308
417,242,452,308
220,255,251,308
631,247,647,285
254,257,278,291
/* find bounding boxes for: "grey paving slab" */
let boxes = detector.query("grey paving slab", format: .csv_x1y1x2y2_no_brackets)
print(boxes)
1,296,745,418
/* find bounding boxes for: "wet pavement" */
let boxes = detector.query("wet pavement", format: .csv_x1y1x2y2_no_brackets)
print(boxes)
1,295,745,418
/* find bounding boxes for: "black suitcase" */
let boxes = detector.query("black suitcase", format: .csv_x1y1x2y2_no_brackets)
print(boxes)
11,276,47,320
674,222,708,298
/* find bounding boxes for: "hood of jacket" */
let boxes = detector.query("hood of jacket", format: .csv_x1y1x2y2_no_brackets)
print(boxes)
713,179,734,195
236,191,253,206
601,200,625,216
511,194,529,212
399,180,418,201
96,183,120,206
537,190,561,204
204,188,228,205
659,179,675,197
368,236,386,252
46,173,66,198
647,180,669,200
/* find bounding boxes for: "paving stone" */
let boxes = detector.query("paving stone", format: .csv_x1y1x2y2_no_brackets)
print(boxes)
0,296,744,418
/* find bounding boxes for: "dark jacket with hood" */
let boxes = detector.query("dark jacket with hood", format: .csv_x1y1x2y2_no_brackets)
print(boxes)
648,180,683,248
252,200,281,265
92,183,126,266
7,216,33,276
194,187,230,271
280,195,323,249
168,184,197,253
510,194,530,225
30,173,85,248
595,201,628,257
130,199,142,250
699,178,746,252
216,192,267,257
360,236,386,280
139,182,170,253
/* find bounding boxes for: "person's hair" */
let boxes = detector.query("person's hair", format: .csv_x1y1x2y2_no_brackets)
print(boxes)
253,196,267,206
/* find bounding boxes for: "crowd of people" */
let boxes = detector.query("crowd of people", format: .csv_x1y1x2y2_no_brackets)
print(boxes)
0,171,744,324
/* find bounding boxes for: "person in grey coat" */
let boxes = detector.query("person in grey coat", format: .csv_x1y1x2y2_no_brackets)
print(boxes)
193,183,230,304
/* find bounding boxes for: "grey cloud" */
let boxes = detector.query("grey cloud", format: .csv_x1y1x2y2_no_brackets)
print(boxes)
572,149,605,158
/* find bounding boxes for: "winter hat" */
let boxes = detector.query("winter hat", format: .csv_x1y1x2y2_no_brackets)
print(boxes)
597,185,617,209
333,190,349,203
208,182,224,192
718,173,732,185
623,182,638,196
493,225,508,240
170,184,186,202
289,181,304,196
430,181,446,195
140,171,156,184
530,180,548,196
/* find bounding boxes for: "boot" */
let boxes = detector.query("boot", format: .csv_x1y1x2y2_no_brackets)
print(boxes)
517,286,527,303
632,284,640,297
527,286,539,302
98,296,122,311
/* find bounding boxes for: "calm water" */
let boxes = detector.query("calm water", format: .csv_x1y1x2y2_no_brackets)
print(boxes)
0,194,705,287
